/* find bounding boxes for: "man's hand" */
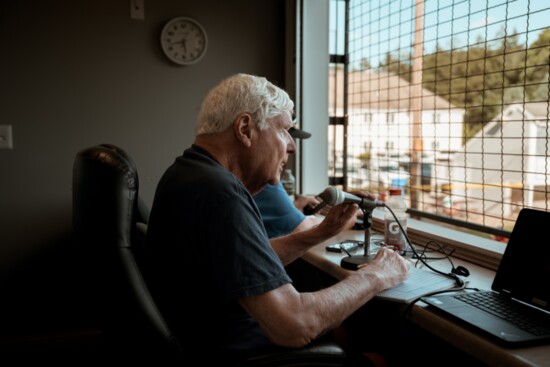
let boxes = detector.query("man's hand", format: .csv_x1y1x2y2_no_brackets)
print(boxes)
357,247,410,290
294,194,320,212
316,202,359,237
347,190,379,219
349,189,378,201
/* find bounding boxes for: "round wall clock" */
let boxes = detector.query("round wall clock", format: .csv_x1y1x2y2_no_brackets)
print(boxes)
160,17,208,66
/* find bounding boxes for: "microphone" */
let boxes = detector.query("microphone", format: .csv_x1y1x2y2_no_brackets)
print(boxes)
303,201,326,215
318,186,385,212
303,187,385,271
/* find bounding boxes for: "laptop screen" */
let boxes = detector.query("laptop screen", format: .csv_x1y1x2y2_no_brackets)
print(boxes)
491,208,550,312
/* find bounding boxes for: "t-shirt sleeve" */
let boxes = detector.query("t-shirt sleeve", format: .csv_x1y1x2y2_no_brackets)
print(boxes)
205,193,292,303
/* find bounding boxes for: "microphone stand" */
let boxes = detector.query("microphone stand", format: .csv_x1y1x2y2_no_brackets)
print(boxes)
340,210,377,270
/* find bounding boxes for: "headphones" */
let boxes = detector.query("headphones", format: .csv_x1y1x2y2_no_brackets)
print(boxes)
452,265,470,277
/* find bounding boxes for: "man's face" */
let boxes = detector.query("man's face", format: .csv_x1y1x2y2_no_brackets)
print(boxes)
251,113,296,188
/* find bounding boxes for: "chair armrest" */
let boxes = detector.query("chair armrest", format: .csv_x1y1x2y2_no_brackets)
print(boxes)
238,341,346,366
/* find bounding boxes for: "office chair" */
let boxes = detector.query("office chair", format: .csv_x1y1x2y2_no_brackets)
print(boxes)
72,144,181,362
72,144,346,365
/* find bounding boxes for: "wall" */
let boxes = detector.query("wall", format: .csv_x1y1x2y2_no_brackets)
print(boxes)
0,0,287,337
301,0,330,195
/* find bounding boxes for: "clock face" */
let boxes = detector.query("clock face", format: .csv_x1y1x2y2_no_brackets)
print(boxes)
161,17,208,65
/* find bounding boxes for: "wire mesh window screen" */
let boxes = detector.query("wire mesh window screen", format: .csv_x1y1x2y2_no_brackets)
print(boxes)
329,0,550,239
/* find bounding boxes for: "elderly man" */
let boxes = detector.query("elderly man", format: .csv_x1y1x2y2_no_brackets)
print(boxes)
145,73,409,365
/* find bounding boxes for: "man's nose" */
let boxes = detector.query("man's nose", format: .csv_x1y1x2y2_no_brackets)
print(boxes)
287,135,296,154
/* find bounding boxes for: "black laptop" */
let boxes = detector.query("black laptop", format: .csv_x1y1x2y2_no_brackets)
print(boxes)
421,208,550,346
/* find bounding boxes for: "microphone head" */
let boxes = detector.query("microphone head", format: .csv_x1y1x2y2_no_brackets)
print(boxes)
317,186,384,211
318,186,345,205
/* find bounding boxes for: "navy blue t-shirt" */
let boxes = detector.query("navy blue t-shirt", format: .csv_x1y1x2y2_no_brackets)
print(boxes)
145,145,292,356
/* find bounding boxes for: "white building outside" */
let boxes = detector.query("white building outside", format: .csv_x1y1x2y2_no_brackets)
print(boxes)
329,68,464,191
451,102,550,219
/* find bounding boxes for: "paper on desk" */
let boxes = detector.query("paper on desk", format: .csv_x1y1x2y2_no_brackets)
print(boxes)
375,266,457,303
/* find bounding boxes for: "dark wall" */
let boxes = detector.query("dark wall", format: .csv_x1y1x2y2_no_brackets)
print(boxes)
0,0,288,338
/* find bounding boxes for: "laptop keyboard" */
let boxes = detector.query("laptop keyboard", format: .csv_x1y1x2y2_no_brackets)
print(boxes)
455,291,550,336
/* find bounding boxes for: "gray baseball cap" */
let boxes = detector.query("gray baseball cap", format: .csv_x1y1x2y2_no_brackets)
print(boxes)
289,126,311,139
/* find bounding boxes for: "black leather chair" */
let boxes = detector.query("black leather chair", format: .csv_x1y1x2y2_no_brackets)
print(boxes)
72,144,346,365
72,144,181,363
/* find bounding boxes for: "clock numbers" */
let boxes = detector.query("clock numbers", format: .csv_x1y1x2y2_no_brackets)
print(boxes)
161,17,208,65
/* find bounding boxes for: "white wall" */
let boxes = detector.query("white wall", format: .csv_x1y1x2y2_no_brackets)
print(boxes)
301,0,330,196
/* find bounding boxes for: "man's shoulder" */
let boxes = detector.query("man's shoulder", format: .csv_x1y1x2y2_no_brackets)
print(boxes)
170,146,232,181
165,149,247,203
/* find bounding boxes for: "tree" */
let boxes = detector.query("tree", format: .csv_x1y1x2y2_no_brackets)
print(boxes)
375,27,550,142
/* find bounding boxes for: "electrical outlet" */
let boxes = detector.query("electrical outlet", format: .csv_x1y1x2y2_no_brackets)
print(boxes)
0,125,13,149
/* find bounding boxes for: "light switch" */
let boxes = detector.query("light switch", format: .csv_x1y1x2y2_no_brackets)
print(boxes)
130,0,145,20
0,125,13,149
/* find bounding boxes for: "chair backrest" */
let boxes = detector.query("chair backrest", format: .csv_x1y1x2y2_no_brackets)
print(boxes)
72,144,181,360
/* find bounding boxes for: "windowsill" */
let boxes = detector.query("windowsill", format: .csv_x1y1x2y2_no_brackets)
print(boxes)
369,208,505,271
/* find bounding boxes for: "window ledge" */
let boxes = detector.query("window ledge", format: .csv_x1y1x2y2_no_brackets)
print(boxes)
370,208,504,271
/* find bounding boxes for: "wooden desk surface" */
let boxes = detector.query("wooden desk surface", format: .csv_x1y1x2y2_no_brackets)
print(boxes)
303,229,550,367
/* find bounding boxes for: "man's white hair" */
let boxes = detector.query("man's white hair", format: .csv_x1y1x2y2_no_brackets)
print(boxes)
195,73,294,136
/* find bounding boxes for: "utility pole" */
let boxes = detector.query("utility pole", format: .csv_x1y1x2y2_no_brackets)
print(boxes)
410,0,424,211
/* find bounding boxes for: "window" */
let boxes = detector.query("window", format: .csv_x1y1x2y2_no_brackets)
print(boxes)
327,0,550,266
388,112,396,124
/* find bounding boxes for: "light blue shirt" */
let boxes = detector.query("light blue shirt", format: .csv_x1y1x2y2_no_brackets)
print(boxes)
253,182,305,238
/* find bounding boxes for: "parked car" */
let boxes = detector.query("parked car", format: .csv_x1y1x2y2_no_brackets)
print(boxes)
368,161,410,190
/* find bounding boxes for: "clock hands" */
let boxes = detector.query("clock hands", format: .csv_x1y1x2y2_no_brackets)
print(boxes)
169,37,191,55
183,39,187,53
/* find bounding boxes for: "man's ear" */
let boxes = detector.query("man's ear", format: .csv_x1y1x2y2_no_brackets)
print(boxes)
234,113,253,147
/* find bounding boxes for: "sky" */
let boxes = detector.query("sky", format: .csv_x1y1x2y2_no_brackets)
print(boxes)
330,0,550,68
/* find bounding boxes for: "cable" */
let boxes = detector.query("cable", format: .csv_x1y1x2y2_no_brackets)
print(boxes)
411,240,469,277
402,285,481,317
384,204,470,287
407,240,456,261
339,243,353,257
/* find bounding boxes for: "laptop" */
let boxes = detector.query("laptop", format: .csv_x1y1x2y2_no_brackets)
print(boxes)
421,208,550,346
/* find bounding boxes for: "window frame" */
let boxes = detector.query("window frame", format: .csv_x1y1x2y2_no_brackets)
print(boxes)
298,0,507,270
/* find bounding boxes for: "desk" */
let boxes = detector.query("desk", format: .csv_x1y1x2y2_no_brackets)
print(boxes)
303,229,550,367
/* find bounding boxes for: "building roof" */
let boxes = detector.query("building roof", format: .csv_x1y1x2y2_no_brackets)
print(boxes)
466,102,549,144
329,68,458,111
523,102,550,118
495,102,549,125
